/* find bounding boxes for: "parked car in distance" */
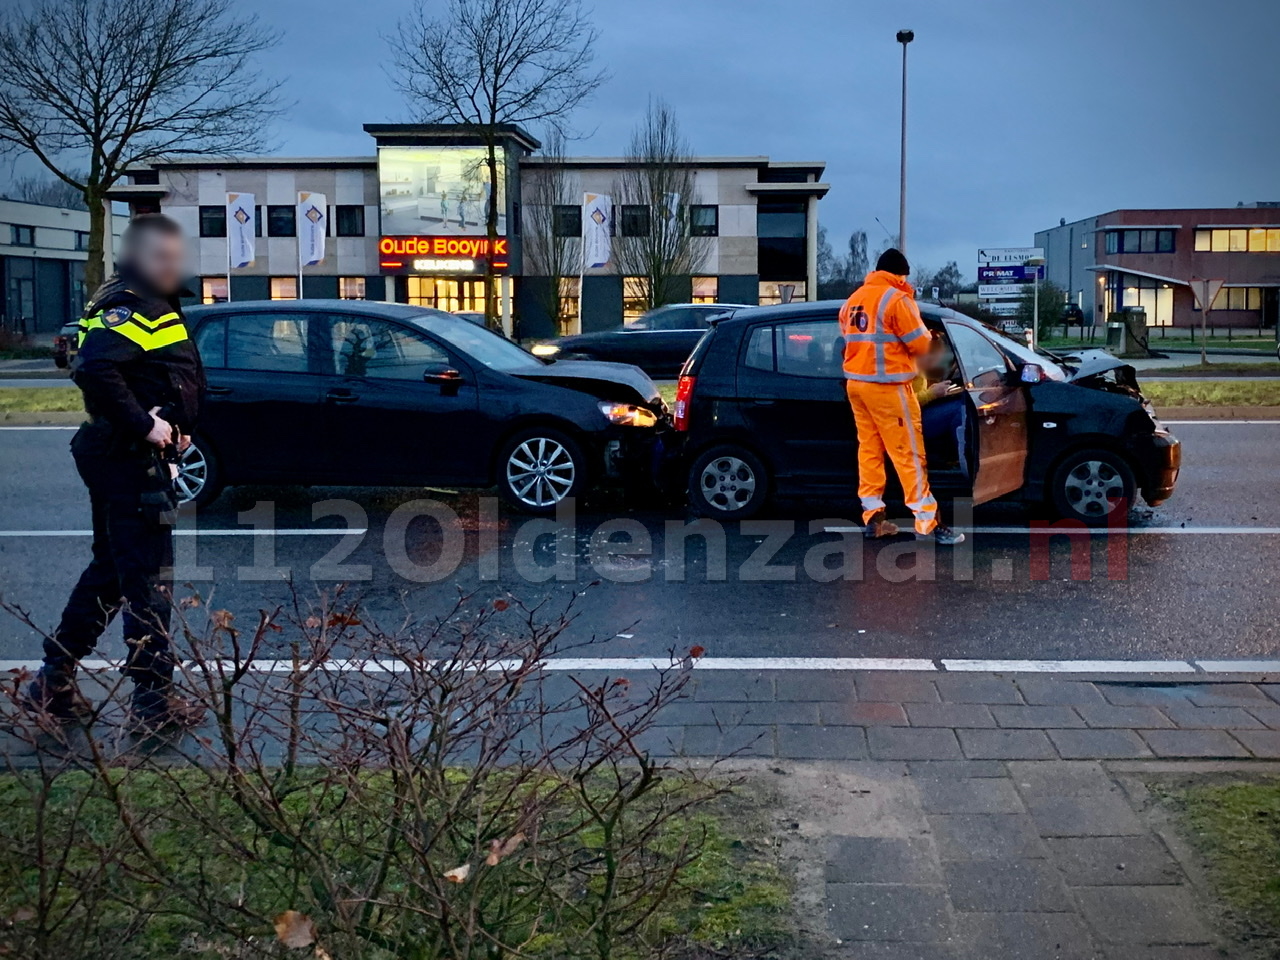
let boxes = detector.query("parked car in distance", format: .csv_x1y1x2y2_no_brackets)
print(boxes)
532,303,749,379
53,320,80,368
178,300,669,513
674,301,1180,525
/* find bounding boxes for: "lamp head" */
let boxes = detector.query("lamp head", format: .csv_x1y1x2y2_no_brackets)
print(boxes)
897,29,915,44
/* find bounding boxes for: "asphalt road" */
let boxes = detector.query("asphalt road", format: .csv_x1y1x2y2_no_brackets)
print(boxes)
0,422,1277,663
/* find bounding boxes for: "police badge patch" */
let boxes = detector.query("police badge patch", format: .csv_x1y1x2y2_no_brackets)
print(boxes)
103,306,132,327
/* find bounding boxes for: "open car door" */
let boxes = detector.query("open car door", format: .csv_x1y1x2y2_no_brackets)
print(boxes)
944,321,1029,505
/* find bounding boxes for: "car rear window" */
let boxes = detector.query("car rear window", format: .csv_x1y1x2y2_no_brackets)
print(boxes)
741,318,843,378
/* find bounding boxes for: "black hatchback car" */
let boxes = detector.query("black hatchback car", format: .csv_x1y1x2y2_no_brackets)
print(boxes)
532,303,749,378
177,300,668,513
674,301,1181,525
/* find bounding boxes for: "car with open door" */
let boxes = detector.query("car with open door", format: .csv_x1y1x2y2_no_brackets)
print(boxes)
673,300,1180,526
176,300,669,513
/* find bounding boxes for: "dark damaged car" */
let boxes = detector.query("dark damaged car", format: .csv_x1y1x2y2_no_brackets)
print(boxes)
674,301,1181,525
179,300,668,512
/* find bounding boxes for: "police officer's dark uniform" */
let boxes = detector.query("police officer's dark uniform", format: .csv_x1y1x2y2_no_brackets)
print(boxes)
26,266,204,724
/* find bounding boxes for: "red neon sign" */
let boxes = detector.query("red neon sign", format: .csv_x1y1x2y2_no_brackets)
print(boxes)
379,236,509,258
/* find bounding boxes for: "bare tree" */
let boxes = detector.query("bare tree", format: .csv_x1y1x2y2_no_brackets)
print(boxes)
388,0,606,330
0,172,87,210
0,0,282,291
611,99,713,312
522,128,579,335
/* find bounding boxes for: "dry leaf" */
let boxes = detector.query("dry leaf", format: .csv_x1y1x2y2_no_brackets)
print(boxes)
211,609,235,630
273,910,315,949
493,598,509,611
688,645,706,659
304,616,322,630
443,863,471,883
314,947,334,960
327,612,362,628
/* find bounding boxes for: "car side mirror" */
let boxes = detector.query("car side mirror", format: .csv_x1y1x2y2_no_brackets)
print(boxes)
423,362,464,395
1019,363,1045,384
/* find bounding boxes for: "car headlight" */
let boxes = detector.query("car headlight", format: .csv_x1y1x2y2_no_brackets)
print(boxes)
598,401,658,427
531,343,560,357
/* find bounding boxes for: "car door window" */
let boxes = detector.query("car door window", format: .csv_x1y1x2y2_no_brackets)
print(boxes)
652,308,698,330
330,317,449,379
744,325,774,371
195,317,226,368
945,322,1010,388
225,313,312,374
774,319,843,378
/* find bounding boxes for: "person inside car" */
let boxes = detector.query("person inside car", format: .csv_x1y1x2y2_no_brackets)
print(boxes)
914,334,968,478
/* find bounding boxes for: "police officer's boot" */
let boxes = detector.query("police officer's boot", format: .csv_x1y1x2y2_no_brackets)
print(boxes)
23,663,93,722
127,682,204,734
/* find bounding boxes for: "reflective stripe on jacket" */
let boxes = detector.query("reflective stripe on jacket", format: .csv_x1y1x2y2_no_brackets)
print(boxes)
838,270,931,384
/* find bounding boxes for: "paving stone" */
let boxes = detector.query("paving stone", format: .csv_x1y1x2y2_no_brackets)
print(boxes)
1096,683,1195,707
826,883,953,941
953,912,1096,960
855,672,940,704
689,674,774,701
1026,793,1145,837
1230,729,1280,758
777,724,867,760
1245,704,1280,729
991,704,1085,728
928,813,1048,860
1015,677,1106,706
1160,703,1264,729
918,777,1024,814
906,702,996,728
957,728,1057,760
1046,728,1153,760
867,726,962,760
1261,684,1280,705
821,701,910,726
773,671,859,702
1184,682,1268,706
1141,729,1250,759
825,836,941,884
1076,703,1175,729
1008,760,1115,798
655,699,819,726
1074,886,1214,944
935,674,1024,704
836,944,961,960
944,859,1072,912
908,760,1008,778
1045,836,1183,886
679,724,773,757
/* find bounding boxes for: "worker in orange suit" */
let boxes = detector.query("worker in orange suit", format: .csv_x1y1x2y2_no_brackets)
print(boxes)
839,248,965,545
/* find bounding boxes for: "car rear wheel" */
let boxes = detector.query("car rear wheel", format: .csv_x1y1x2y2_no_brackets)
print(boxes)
177,437,222,509
1049,448,1135,526
688,444,769,520
497,428,587,515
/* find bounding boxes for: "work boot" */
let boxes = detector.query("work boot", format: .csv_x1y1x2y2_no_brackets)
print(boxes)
127,685,204,734
919,524,966,546
863,509,900,540
23,664,93,722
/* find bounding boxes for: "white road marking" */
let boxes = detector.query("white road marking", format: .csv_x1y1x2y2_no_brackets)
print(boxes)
1161,420,1280,425
941,658,1195,674
1195,660,1280,673
0,528,366,537
824,526,1280,535
0,425,78,431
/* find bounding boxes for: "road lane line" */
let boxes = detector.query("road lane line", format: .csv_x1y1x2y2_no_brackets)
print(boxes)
941,659,1195,673
1161,420,1280,425
0,528,367,537
1195,660,1280,673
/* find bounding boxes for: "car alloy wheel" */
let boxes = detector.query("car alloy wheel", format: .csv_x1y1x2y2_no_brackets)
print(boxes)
700,455,757,512
175,441,209,504
1062,458,1126,518
505,436,577,509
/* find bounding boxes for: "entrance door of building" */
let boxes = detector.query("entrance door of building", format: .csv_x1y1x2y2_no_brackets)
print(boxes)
1263,288,1278,330
406,276,489,315
4,258,36,335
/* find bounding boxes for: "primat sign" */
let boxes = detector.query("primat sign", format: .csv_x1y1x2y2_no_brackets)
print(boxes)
378,235,509,274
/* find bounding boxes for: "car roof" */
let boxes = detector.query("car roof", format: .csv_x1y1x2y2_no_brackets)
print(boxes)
645,302,754,311
185,298,475,334
714,298,972,327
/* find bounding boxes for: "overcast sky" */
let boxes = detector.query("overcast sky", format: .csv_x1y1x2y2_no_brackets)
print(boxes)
9,0,1278,281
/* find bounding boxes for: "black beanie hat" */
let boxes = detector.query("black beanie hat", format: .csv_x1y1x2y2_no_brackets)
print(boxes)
876,247,910,276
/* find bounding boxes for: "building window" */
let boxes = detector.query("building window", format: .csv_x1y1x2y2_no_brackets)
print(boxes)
335,205,365,237
270,277,298,300
339,277,367,299
690,204,719,237
1195,227,1280,252
198,205,227,238
267,205,296,237
74,231,90,251
622,276,650,324
758,281,806,306
552,204,581,238
1207,287,1263,311
1116,273,1174,326
691,277,718,303
757,200,806,239
1105,229,1175,254
559,276,580,335
201,277,229,304
620,205,650,238
10,224,35,246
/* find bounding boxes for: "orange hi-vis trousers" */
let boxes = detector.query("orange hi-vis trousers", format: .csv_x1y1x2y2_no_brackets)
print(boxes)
846,380,939,535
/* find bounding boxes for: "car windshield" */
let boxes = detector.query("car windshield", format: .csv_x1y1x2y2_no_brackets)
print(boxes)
408,309,542,371
980,325,1069,381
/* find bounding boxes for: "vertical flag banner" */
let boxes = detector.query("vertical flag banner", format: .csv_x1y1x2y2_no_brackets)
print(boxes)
582,193,612,269
297,191,327,267
226,193,255,268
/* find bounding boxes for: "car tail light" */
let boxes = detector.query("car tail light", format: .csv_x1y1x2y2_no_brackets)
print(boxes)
673,375,696,432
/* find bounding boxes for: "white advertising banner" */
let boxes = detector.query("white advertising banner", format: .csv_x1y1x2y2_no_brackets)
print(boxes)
582,192,612,269
226,193,255,268
978,246,1044,266
297,191,327,267
978,283,1027,298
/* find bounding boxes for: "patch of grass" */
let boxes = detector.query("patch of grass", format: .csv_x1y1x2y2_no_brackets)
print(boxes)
658,382,677,406
1143,380,1280,407
1139,362,1280,377
0,386,82,413
1041,335,1275,353
1159,780,1280,942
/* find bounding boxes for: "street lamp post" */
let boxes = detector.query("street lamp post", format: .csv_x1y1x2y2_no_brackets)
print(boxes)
896,29,913,254
1027,255,1047,352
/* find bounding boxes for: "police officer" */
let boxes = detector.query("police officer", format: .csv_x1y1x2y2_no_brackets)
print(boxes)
25,214,205,729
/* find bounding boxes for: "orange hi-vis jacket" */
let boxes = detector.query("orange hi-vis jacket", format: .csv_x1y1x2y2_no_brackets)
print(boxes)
838,270,932,383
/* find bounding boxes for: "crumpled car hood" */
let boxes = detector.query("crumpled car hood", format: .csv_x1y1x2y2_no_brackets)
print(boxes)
509,359,661,407
1067,353,1132,382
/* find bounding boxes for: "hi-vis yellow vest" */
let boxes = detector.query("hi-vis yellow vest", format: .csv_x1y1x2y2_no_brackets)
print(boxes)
79,304,189,351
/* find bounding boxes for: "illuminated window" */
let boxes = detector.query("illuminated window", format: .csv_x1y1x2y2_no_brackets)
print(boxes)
1270,229,1280,251
559,277,580,335
1209,287,1263,311
407,276,488,314
1229,229,1248,252
622,276,650,324
201,277,228,304
270,277,298,300
1197,227,1280,253
1118,273,1174,326
339,277,366,299
1194,229,1211,251
691,277,718,303
1211,229,1229,252
1249,228,1268,252
758,281,806,306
